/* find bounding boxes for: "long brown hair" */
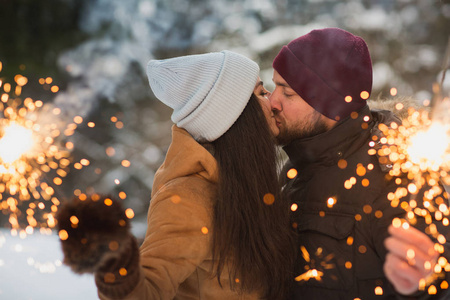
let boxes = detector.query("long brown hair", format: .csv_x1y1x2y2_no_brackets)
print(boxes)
211,94,295,299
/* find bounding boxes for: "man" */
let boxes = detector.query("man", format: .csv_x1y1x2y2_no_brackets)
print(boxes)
270,27,449,299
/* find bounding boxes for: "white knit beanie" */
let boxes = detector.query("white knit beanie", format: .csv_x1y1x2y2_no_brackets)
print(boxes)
146,50,259,142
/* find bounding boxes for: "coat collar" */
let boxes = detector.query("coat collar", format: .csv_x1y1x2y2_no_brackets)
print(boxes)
282,105,375,169
152,125,219,196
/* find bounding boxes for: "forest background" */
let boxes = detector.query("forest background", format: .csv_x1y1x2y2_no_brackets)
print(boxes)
0,0,449,232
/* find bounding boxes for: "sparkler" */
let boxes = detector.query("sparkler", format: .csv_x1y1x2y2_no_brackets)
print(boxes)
372,46,450,223
0,62,86,236
294,246,334,283
372,39,450,292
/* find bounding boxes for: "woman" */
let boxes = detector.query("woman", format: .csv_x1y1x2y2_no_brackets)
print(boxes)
56,51,295,299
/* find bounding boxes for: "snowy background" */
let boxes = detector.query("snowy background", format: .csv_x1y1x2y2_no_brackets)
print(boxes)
0,229,97,299
0,0,449,299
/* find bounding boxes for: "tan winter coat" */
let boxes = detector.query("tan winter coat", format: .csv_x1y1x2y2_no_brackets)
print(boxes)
99,125,260,300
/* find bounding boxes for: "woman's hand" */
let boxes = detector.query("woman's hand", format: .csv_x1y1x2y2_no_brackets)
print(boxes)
56,195,134,274
383,224,439,295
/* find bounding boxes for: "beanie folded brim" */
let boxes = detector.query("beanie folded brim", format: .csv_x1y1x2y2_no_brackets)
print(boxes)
273,46,367,121
177,51,259,142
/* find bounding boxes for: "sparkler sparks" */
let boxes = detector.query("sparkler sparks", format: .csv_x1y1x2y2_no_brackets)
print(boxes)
0,64,86,235
0,123,34,164
295,246,335,283
295,268,324,282
372,92,450,292
373,99,450,219
407,122,448,168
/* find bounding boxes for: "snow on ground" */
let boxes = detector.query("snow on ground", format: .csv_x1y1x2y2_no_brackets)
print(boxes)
0,229,98,300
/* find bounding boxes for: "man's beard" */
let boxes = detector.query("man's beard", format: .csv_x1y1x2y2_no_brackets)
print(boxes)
275,111,329,146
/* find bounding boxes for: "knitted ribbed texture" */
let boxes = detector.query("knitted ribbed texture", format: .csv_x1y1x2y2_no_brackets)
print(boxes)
95,235,141,299
147,50,259,142
273,28,372,121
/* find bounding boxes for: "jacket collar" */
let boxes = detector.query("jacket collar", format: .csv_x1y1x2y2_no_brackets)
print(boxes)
282,105,374,169
152,125,219,196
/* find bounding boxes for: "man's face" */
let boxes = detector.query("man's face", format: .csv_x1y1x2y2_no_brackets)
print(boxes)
269,70,336,145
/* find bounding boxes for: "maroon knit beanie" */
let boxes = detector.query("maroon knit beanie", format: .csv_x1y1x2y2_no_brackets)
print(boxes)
273,28,372,121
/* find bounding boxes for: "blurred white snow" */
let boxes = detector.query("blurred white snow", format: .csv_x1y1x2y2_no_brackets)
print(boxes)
0,229,98,300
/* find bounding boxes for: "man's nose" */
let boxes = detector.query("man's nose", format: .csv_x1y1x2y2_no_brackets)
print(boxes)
269,90,282,112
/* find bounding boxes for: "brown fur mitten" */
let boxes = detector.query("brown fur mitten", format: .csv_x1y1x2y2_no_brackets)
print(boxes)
56,195,134,274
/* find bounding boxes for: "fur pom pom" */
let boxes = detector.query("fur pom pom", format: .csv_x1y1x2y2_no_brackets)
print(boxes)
56,195,132,274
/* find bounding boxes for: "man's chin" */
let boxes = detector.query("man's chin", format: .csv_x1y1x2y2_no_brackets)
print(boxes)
275,132,293,146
